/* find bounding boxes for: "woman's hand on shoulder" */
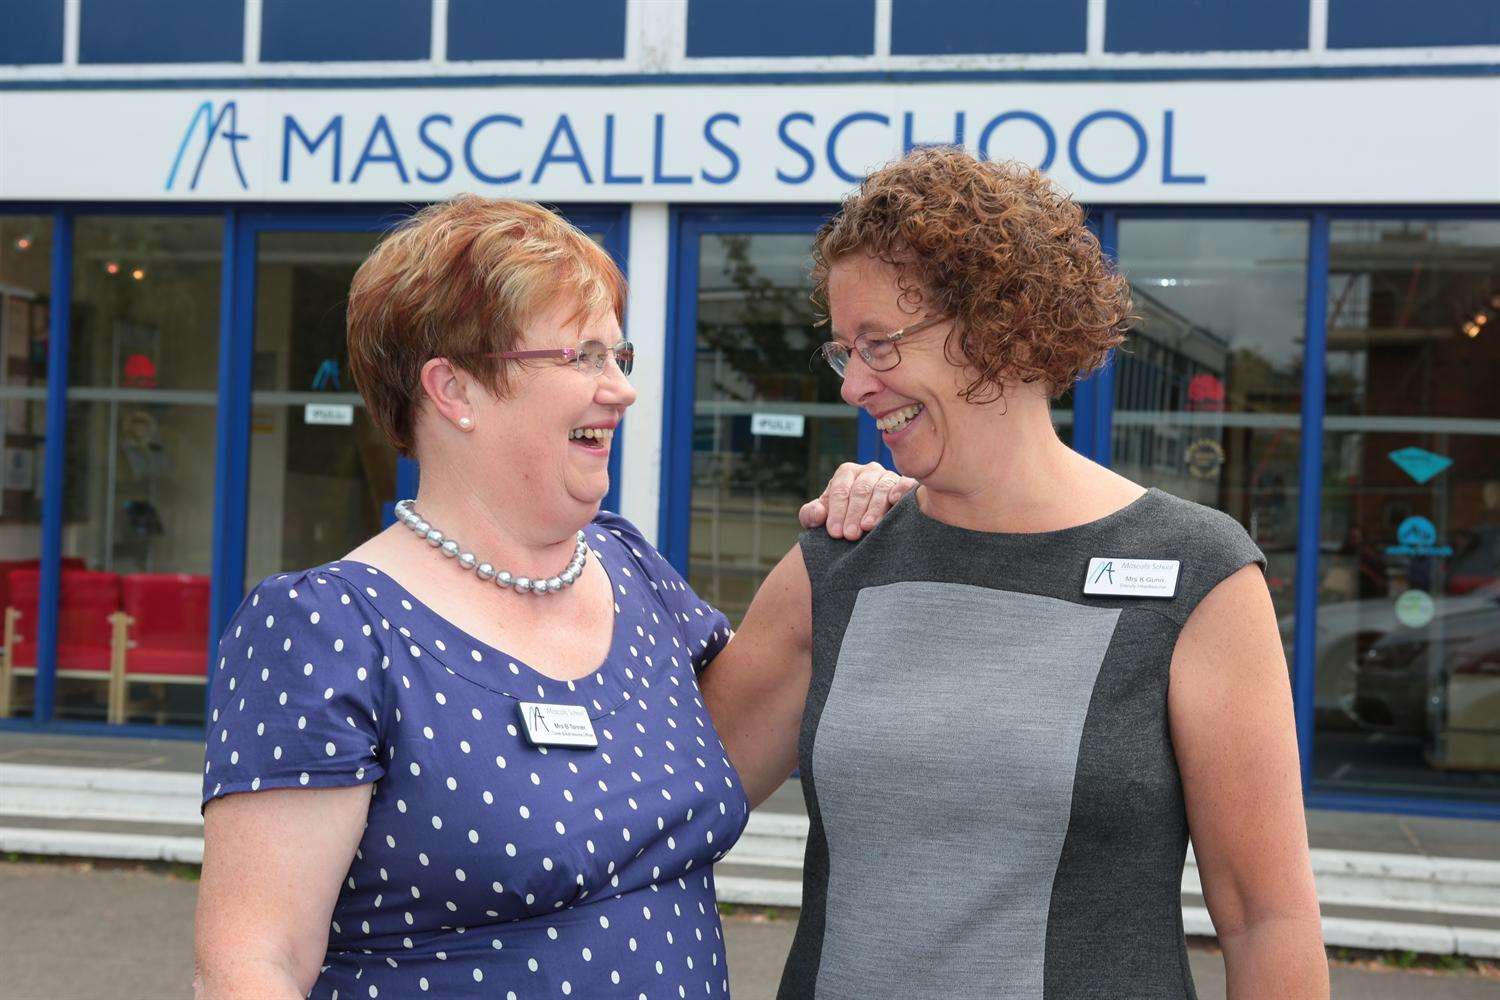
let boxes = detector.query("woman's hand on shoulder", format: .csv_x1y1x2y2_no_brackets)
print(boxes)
800,462,917,540
195,784,373,999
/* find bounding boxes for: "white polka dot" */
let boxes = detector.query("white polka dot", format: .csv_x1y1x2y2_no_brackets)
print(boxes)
299,772,310,785
325,741,336,757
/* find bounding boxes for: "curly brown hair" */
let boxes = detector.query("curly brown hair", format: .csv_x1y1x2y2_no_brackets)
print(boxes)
811,147,1131,402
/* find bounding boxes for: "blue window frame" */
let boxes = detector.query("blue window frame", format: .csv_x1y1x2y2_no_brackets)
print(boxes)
1105,0,1310,53
685,0,877,58
79,0,245,65
447,0,628,61
0,201,627,742
260,0,432,63
891,0,1088,56
658,202,1500,822
0,0,65,65
1328,0,1500,50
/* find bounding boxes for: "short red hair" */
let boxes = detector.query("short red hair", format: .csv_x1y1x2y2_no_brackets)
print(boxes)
347,195,625,456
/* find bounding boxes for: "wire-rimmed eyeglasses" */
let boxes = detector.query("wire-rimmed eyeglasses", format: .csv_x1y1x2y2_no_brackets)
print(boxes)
490,339,635,376
811,315,947,378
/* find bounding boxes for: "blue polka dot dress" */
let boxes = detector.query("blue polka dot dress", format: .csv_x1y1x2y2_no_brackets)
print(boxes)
203,511,748,999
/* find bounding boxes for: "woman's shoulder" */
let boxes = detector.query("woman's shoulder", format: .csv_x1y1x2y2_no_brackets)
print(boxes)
587,509,668,575
1140,488,1261,554
224,563,391,653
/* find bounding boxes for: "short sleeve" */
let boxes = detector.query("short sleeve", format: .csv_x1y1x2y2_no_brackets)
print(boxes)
202,569,389,808
592,511,733,674
1172,503,1270,626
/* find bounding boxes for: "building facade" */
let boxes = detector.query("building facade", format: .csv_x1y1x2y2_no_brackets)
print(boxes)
0,0,1497,819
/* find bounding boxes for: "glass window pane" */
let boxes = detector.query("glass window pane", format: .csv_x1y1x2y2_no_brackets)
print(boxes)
245,231,396,587
0,217,52,719
689,233,855,624
1315,220,1500,803
60,216,221,726
1111,219,1310,658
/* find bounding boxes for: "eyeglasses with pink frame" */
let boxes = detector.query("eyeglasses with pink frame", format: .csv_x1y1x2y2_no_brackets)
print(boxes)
487,339,635,377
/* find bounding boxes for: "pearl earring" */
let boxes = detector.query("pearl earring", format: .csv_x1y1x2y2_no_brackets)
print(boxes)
458,417,473,429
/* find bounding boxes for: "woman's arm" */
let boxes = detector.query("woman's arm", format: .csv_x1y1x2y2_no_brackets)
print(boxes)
194,784,373,999
1169,565,1329,999
701,547,814,807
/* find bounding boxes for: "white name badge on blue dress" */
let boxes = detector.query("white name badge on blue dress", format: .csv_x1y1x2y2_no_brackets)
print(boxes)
518,702,599,749
1083,557,1180,598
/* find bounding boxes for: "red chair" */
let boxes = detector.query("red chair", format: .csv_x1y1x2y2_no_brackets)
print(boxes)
1,567,127,720
121,573,212,680
0,558,85,616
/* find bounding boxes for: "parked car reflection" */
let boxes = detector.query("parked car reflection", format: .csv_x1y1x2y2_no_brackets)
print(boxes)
1293,582,1500,771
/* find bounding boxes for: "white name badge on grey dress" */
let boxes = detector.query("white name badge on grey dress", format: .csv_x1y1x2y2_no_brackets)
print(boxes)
518,702,599,749
1083,557,1180,598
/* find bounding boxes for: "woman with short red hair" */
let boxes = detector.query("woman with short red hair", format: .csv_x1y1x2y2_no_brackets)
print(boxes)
192,195,906,999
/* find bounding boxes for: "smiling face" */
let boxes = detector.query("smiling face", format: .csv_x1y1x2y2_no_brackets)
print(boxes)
468,295,637,521
826,254,995,488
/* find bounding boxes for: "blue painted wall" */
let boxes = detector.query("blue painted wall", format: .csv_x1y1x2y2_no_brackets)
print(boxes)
448,0,628,61
1329,0,1500,48
261,0,432,62
79,0,244,64
0,0,64,65
1106,0,1310,53
686,0,876,57
892,0,1088,55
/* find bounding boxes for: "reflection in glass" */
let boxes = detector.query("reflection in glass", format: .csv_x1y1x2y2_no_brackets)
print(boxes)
59,216,221,725
1111,220,1309,655
0,217,52,718
1315,220,1500,802
691,233,856,624
246,232,395,586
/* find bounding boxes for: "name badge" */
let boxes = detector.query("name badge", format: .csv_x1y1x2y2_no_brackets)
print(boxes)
1083,557,1180,598
517,702,599,749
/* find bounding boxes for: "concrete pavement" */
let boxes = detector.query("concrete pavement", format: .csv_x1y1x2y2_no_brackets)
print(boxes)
3,859,1499,1000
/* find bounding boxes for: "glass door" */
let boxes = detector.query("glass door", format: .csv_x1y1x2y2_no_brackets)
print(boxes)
243,225,397,588
1313,218,1500,803
233,206,629,598
1107,217,1311,664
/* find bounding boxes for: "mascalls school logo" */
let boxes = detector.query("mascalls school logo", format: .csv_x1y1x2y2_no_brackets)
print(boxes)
165,100,251,192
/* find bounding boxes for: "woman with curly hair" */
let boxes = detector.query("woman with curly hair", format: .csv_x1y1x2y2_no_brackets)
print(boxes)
701,148,1328,998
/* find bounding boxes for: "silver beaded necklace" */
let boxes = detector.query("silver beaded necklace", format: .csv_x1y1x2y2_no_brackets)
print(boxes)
395,499,589,596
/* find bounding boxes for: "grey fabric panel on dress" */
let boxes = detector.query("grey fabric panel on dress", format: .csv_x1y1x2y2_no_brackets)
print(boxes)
779,488,1266,1000
812,582,1120,999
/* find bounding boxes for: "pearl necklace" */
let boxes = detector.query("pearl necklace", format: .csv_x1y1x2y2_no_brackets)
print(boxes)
395,499,588,596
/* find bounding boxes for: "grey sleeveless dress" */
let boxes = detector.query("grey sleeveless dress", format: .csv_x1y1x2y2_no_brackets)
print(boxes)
778,487,1265,1000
